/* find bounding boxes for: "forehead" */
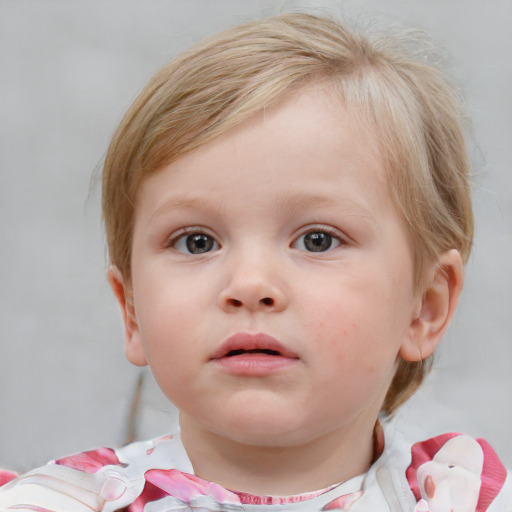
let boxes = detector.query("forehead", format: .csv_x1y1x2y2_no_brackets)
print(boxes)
135,84,391,225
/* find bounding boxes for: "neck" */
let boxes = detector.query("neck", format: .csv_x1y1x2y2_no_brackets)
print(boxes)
179,414,376,496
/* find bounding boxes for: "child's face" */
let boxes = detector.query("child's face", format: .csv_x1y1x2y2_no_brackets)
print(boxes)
122,85,423,448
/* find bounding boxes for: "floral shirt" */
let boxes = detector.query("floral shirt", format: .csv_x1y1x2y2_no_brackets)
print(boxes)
0,426,511,511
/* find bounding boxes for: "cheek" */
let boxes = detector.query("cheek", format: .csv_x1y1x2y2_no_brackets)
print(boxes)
135,293,197,369
301,283,404,381
304,288,392,348
136,265,204,324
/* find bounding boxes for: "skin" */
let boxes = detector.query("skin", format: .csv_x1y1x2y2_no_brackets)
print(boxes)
109,84,463,496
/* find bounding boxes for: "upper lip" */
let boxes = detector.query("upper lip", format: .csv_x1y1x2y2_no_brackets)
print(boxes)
210,332,299,360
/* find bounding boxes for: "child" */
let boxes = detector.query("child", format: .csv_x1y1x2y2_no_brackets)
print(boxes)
0,12,510,512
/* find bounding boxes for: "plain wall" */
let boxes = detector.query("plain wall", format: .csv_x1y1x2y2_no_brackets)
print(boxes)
0,0,511,472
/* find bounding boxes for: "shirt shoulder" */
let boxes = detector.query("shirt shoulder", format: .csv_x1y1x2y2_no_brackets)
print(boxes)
376,428,512,512
0,434,195,511
0,469,17,486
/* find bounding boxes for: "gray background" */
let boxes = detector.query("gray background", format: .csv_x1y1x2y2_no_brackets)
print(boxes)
0,0,511,472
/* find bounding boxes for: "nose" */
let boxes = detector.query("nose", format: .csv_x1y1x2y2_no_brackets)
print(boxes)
218,252,287,313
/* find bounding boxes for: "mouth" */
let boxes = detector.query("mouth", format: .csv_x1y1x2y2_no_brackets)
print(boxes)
225,348,281,357
210,332,299,375
211,332,298,359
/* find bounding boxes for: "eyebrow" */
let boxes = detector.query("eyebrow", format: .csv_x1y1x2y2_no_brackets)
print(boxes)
150,196,209,218
144,195,227,232
271,191,377,224
148,191,376,227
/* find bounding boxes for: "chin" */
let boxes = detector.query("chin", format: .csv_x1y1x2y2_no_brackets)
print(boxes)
210,410,332,449
180,390,328,447
224,429,310,448
190,404,308,447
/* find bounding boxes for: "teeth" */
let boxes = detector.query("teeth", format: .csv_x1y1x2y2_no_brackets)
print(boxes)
226,349,280,357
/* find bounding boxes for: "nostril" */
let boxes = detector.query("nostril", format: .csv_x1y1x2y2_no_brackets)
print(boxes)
224,297,276,309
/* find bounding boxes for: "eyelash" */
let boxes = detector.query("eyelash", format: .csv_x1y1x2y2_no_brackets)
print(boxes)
293,226,344,253
166,228,220,255
166,225,345,255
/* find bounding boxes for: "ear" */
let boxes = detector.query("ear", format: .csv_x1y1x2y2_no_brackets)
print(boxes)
399,249,464,362
107,265,148,367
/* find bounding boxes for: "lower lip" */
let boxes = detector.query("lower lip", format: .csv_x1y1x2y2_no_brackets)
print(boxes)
212,353,299,375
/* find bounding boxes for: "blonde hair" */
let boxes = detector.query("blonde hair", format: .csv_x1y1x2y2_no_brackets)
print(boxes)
102,13,473,414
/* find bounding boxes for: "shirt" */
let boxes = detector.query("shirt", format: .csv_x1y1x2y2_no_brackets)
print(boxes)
1,424,510,511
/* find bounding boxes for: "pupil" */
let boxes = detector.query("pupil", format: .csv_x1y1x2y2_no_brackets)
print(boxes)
305,232,332,252
186,234,213,254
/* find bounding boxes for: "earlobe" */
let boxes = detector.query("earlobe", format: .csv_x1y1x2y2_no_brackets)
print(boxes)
399,249,464,362
107,265,148,367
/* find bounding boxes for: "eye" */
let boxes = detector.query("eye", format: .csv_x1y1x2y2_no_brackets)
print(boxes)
294,229,342,253
172,231,219,254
